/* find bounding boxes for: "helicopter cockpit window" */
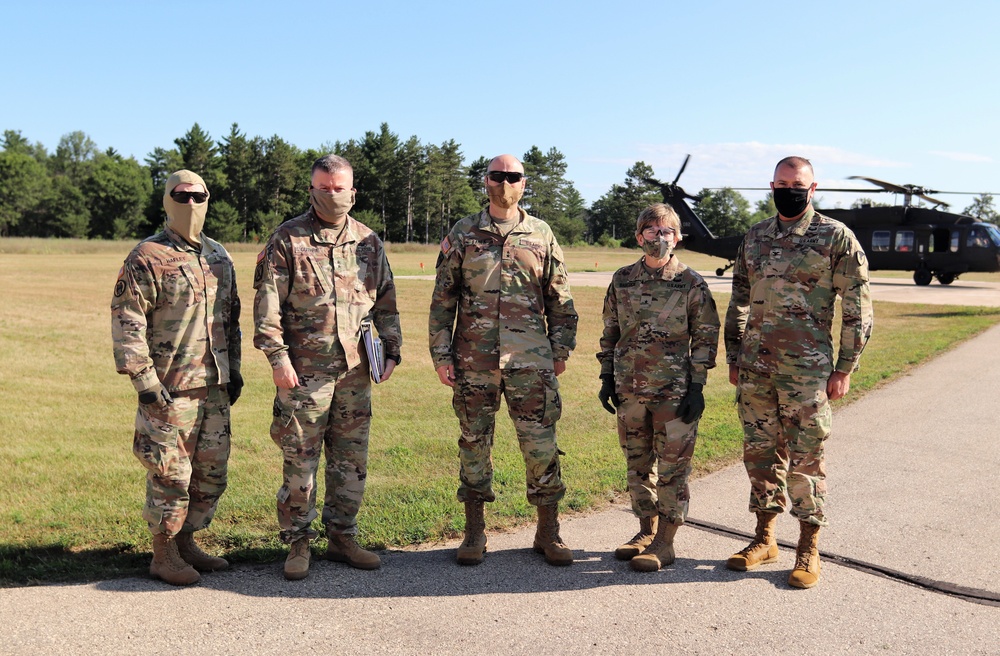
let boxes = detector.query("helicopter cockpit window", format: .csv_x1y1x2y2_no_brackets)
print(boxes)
966,226,993,249
872,231,891,252
983,224,1000,248
895,231,915,253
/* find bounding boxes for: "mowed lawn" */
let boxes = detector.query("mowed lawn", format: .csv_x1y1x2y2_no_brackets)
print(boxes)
1,238,998,585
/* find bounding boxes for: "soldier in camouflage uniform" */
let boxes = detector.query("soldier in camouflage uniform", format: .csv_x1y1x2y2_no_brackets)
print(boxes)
597,204,720,572
254,154,401,580
429,154,579,567
724,156,873,589
112,170,241,586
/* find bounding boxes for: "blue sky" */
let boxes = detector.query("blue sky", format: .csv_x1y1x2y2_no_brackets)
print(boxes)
3,1,997,209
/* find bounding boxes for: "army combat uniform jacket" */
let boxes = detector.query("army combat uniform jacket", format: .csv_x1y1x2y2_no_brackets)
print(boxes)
428,209,578,371
253,210,401,375
725,209,873,378
112,227,241,392
598,256,719,399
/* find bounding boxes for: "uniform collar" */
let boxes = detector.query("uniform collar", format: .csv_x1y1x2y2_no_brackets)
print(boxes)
627,254,683,281
477,208,531,235
163,226,205,254
766,207,815,238
310,209,359,246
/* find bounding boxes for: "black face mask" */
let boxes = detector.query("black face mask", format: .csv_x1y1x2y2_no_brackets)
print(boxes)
773,187,811,219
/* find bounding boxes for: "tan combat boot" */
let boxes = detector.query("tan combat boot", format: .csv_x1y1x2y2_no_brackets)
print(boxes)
284,537,311,580
327,534,381,570
456,500,488,566
788,521,822,589
726,511,779,571
614,515,658,561
176,531,229,572
630,517,679,572
533,503,573,566
150,533,200,586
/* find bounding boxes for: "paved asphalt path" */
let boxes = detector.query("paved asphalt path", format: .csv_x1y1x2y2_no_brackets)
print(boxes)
569,272,1000,307
406,271,1000,307
3,281,999,654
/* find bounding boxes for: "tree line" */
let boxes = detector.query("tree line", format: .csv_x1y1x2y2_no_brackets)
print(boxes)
2,124,996,246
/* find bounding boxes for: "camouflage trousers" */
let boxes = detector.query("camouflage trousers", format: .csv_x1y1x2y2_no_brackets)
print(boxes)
617,394,697,525
736,369,832,526
132,385,231,537
452,368,565,506
270,364,372,543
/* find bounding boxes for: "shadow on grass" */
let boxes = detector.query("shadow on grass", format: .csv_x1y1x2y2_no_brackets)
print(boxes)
901,308,1000,318
0,543,287,587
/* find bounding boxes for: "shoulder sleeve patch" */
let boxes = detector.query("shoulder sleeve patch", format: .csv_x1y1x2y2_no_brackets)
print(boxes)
440,236,452,254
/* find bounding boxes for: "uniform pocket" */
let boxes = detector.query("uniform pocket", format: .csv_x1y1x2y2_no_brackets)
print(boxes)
133,404,179,476
271,387,305,449
291,254,330,296
539,370,562,428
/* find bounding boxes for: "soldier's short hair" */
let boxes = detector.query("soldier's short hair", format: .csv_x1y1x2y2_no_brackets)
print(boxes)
312,154,353,176
636,203,681,236
774,156,813,177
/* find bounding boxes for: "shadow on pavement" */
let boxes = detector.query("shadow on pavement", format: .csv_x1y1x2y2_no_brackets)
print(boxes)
89,544,793,599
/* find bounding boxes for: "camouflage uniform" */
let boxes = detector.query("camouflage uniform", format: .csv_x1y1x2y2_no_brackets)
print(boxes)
112,226,241,536
429,208,578,505
254,210,401,543
725,209,873,526
598,257,719,524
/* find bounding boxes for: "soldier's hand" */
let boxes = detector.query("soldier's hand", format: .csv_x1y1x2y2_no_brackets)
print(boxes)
827,371,850,400
729,364,739,386
379,358,397,383
436,364,455,388
227,371,244,406
678,383,705,424
554,360,567,376
138,382,173,409
273,364,299,390
598,374,619,414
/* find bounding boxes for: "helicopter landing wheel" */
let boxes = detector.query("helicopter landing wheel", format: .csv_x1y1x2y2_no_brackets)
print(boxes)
716,268,725,276
913,269,933,286
936,273,956,285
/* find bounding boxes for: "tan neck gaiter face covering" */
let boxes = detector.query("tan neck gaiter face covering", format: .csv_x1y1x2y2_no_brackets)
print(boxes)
487,181,523,210
163,170,209,246
311,188,355,225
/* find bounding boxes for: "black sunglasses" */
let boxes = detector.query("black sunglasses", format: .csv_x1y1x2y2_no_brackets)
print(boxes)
486,171,525,184
170,190,209,203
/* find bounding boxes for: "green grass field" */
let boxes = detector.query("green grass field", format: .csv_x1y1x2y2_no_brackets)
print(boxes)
1,237,998,585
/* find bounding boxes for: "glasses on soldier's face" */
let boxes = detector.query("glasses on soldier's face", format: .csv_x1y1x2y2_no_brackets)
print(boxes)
642,226,676,238
170,190,209,203
486,171,525,184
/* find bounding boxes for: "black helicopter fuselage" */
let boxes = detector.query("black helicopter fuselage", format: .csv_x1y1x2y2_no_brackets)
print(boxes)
820,206,1000,285
660,183,1000,286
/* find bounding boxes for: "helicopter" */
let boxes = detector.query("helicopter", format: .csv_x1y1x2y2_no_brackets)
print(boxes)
645,157,1000,286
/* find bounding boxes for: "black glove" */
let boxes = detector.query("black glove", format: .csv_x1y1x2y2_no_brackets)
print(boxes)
138,382,173,409
678,382,705,424
598,374,620,414
227,371,244,406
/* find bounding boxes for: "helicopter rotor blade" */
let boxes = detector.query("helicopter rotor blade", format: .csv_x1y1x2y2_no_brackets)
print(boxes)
916,193,950,209
847,176,914,196
672,154,691,186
